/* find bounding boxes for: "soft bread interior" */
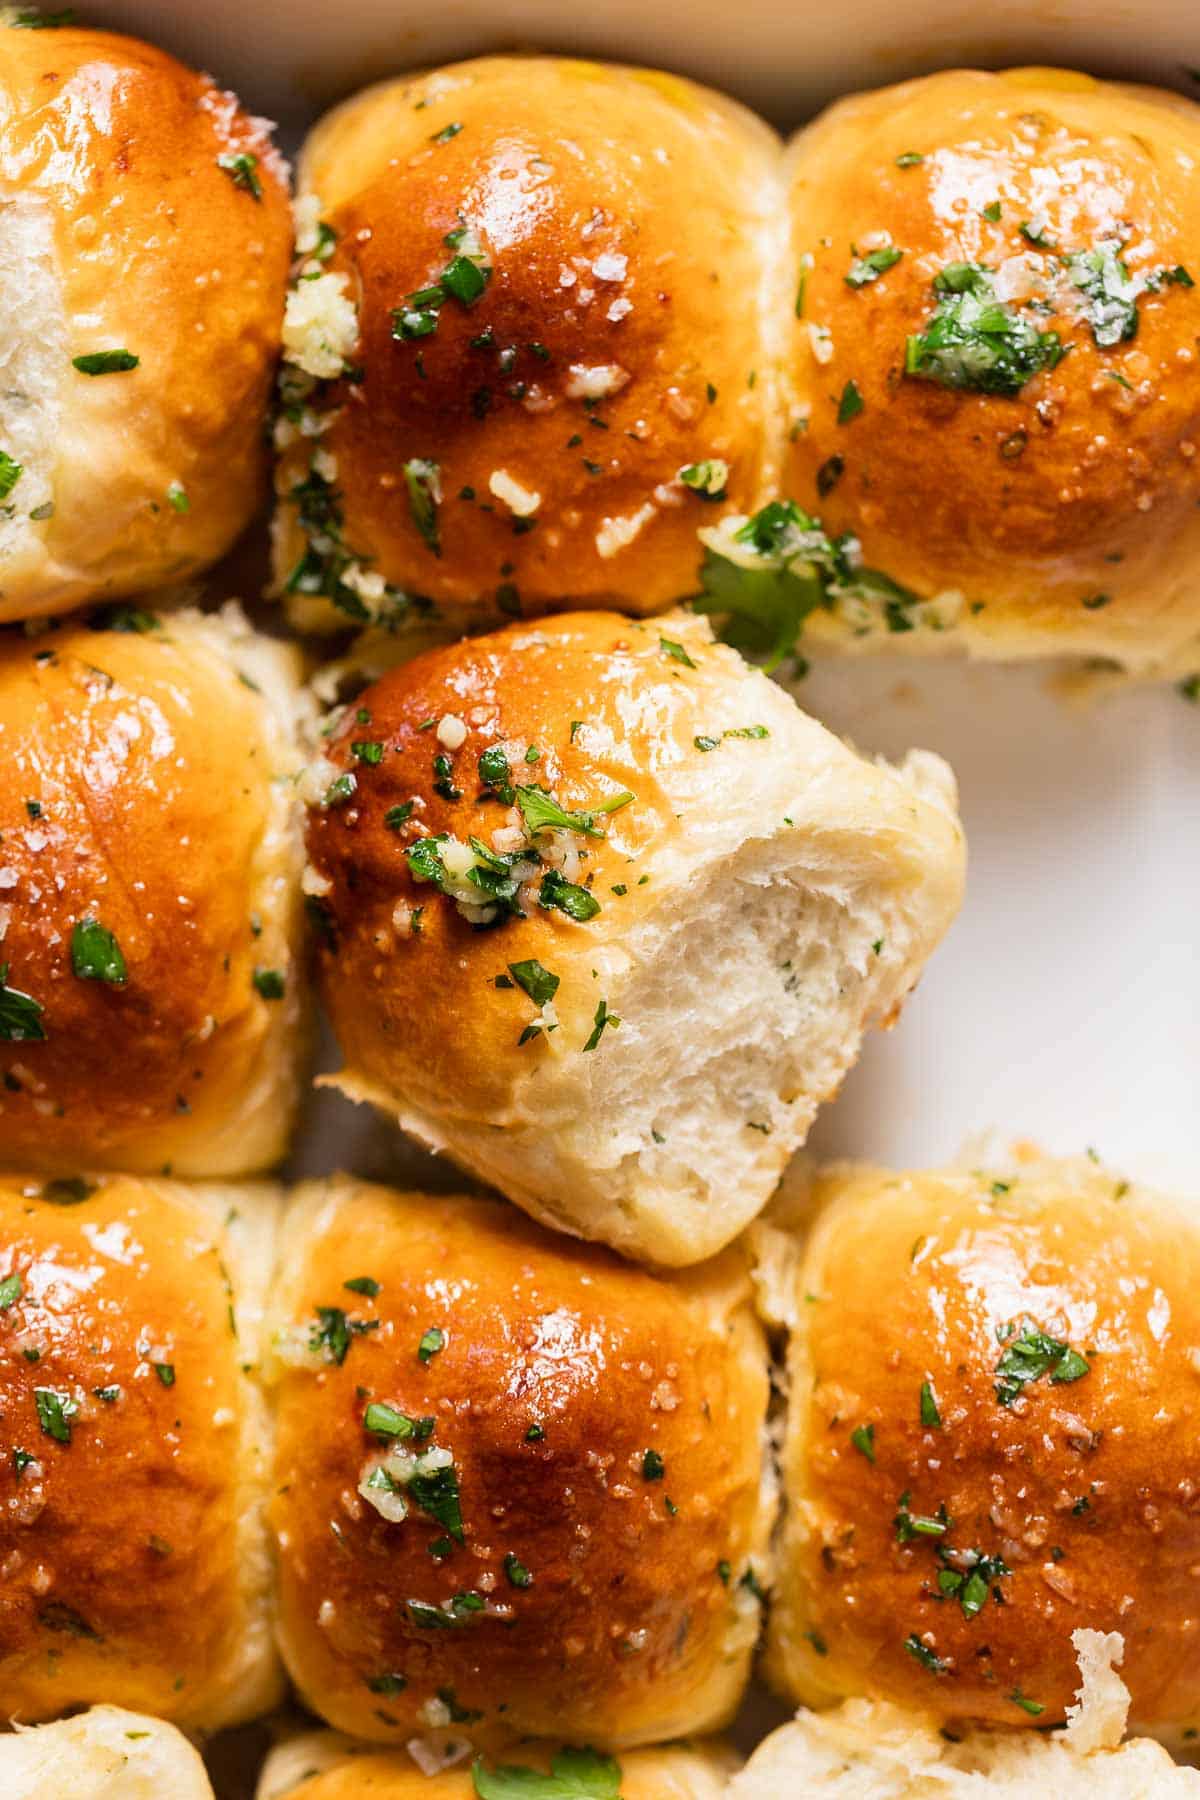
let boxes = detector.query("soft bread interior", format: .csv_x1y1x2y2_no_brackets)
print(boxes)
0,195,61,593
344,743,961,1268
730,1631,1200,1797
0,1706,214,1800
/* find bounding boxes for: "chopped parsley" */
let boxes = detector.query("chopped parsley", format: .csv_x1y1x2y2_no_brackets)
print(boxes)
384,801,415,830
641,1448,665,1481
678,460,729,500
936,1549,1011,1618
344,1276,380,1297
309,1305,379,1366
994,1323,1089,1405
659,635,697,668
904,1633,949,1674
1009,1688,1045,1716
418,1326,446,1364
35,1386,77,1444
430,121,463,143
404,458,441,554
904,263,1066,395
894,1492,950,1543
252,967,286,1000
70,918,127,985
837,378,864,423
351,739,384,765
364,1402,435,1440
582,997,619,1052
72,349,139,376
504,1552,533,1588
407,1460,464,1542
919,1379,942,1428
845,246,902,288
216,151,263,199
0,451,22,500
0,1273,21,1310
478,744,514,802
366,1672,407,1695
0,965,45,1042
507,960,559,1005
408,1593,480,1627
895,151,924,168
695,497,919,669
322,771,357,808
517,784,632,839
1065,243,1139,347
850,1422,876,1462
538,869,601,923
153,1362,175,1387
472,1748,623,1798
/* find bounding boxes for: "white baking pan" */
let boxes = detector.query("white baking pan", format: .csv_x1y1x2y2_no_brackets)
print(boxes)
91,0,1200,1789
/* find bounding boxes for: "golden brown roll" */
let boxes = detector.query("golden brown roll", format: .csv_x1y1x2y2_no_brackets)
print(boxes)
267,1177,772,1749
766,1153,1200,1742
274,55,783,631
257,1729,737,1798
0,1172,282,1729
0,17,291,622
0,1706,216,1799
303,609,964,1266
762,68,1200,669
0,605,309,1176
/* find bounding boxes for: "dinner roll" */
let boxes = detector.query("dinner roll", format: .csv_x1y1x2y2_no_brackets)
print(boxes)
766,1153,1200,1740
257,1729,737,1798
733,1632,1200,1796
267,1177,772,1749
755,68,1200,669
0,16,291,622
0,604,309,1176
0,1173,281,1729
0,1706,215,1800
274,55,783,631
304,609,963,1266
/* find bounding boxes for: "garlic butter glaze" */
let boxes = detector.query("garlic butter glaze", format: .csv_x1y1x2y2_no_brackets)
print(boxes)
769,1158,1200,1742
268,1179,772,1747
0,610,307,1176
275,55,784,628
0,17,291,620
783,68,1200,666
0,1173,281,1728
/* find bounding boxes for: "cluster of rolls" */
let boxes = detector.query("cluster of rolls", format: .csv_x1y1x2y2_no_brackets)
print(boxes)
5,1155,1200,1799
0,9,1196,1800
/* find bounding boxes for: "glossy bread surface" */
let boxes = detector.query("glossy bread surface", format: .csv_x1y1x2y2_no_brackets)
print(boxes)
269,1180,771,1746
785,68,1200,665
0,614,304,1176
770,1159,1200,1733
278,55,782,623
0,1173,280,1729
262,1739,734,1799
0,23,291,619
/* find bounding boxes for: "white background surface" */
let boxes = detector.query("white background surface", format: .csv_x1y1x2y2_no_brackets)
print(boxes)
92,1,1200,1786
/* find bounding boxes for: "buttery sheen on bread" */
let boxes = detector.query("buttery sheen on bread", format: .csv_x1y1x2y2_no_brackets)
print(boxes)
274,55,784,630
0,18,291,621
778,68,1200,667
304,610,964,1265
267,1177,772,1749
257,1731,736,1798
765,1154,1200,1742
0,605,309,1176
0,1174,281,1729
